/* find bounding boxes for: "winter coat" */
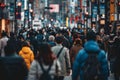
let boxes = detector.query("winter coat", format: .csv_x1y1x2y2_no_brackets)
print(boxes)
52,44,71,76
19,46,34,69
72,40,109,80
0,54,28,80
48,41,56,47
27,59,61,80
70,44,83,66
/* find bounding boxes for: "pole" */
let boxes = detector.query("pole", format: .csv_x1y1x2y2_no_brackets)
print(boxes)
28,0,30,28
14,0,17,34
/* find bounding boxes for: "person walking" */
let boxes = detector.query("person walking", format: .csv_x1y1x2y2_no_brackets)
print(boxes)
52,36,71,80
113,37,120,80
0,40,28,80
0,31,9,57
19,40,34,69
72,30,109,80
27,42,61,80
70,38,83,67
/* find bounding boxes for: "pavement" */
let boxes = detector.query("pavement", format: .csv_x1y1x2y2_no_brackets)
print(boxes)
108,73,115,80
63,73,115,80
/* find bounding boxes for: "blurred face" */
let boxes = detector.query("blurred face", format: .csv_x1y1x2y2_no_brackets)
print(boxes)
96,35,101,41
100,28,104,34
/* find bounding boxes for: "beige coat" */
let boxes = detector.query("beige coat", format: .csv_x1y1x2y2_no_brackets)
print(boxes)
52,44,71,76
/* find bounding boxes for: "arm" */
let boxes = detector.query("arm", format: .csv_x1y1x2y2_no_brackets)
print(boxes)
65,48,71,74
72,53,81,80
99,50,109,80
30,51,34,63
27,60,38,80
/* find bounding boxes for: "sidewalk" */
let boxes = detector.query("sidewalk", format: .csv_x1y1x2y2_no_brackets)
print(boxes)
108,73,115,80
63,73,115,80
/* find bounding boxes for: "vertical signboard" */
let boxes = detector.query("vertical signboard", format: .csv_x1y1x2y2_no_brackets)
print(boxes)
110,0,115,22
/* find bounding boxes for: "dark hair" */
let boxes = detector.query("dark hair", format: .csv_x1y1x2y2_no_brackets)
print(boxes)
73,33,80,41
36,42,56,65
22,41,30,47
86,30,96,41
1,31,7,37
10,32,15,37
4,41,16,56
55,36,63,44
17,35,24,40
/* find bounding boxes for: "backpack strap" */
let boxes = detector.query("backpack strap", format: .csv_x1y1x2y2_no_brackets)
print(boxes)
57,46,64,58
39,61,53,73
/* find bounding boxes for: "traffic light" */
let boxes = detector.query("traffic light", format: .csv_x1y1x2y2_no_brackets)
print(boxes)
15,7,21,19
0,3,5,19
0,3,5,9
15,2,21,19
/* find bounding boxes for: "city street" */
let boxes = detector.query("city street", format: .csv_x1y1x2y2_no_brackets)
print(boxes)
0,0,120,80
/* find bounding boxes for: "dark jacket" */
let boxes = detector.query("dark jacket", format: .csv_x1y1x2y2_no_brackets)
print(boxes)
0,54,28,80
72,40,109,80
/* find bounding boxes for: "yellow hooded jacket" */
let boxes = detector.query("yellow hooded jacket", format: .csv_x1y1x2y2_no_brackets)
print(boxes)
19,46,34,69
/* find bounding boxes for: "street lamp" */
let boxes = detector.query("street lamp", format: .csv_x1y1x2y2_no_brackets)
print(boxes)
17,2,22,6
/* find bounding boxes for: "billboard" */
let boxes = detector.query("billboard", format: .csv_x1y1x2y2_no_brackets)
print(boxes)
49,4,59,13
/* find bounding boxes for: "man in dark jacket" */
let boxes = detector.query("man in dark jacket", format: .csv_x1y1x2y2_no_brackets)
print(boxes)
0,40,28,80
72,30,109,80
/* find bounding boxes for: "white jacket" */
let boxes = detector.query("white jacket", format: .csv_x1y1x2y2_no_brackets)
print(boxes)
27,59,61,80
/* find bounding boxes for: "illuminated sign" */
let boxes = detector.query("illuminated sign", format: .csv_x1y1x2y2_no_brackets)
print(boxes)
49,4,59,13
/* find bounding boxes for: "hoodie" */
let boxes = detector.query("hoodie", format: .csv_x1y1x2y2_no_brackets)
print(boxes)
19,46,34,69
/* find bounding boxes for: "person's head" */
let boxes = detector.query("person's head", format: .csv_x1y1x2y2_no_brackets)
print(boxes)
22,40,31,47
100,28,105,34
48,35,55,41
114,37,120,45
1,31,7,37
4,40,16,56
18,35,24,41
72,33,80,42
73,38,82,46
86,30,96,41
55,36,63,44
36,42,56,65
10,32,15,37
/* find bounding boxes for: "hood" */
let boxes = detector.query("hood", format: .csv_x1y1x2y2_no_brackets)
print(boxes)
21,47,31,54
84,40,100,52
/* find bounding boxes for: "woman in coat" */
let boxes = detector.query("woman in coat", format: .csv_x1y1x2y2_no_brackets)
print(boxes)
27,42,61,80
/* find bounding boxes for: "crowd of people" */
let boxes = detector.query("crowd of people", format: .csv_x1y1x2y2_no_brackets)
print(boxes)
0,26,120,80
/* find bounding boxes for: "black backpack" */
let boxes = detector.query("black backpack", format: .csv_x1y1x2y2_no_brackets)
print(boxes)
82,50,102,80
39,62,53,80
